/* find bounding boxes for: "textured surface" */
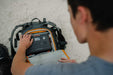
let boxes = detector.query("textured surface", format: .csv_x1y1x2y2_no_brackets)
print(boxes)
0,0,90,63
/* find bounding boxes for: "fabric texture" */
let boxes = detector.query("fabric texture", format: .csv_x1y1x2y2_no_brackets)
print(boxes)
25,56,113,75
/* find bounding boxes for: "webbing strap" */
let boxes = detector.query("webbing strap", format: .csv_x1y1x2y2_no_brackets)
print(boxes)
46,21,67,49
9,25,24,58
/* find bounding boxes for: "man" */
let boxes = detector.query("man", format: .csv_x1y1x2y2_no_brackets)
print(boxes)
11,0,113,75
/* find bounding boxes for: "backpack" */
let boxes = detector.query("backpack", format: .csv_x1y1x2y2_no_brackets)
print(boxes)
9,18,69,65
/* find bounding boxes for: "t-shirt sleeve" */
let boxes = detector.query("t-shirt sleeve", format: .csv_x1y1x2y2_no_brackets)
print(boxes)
25,63,78,75
25,56,107,75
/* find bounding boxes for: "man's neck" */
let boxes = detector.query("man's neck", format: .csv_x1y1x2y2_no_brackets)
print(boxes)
88,27,113,63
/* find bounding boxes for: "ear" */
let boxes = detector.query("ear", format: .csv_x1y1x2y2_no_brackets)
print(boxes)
77,6,88,24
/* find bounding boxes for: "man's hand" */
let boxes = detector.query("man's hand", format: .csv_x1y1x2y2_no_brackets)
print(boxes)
11,34,33,75
58,58,76,63
19,34,33,50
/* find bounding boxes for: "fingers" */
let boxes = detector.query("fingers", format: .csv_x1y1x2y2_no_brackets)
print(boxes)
58,58,76,63
58,58,68,63
22,34,31,39
28,34,31,39
58,59,70,63
23,34,33,43
23,34,26,38
20,35,23,40
71,60,76,63
30,39,33,44
61,58,67,60
19,34,33,50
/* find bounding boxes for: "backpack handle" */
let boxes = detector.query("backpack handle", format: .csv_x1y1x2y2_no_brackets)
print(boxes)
31,18,41,25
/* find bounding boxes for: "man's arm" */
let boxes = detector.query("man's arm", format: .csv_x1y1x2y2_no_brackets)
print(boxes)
11,34,33,75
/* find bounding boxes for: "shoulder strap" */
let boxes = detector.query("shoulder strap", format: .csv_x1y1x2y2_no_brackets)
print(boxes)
56,28,67,49
9,25,24,58
46,21,67,49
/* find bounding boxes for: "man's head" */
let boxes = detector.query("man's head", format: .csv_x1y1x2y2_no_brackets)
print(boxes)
67,0,113,43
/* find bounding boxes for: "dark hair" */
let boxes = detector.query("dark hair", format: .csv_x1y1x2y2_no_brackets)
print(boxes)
68,0,113,31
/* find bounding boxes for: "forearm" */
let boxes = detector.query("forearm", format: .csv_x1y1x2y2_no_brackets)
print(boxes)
13,47,26,63
11,47,33,75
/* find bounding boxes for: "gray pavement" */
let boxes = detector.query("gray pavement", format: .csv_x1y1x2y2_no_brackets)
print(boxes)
0,0,89,63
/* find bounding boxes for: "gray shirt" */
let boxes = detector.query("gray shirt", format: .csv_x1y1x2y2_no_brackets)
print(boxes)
25,56,113,75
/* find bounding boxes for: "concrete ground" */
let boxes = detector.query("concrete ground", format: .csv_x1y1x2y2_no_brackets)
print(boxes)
0,0,90,63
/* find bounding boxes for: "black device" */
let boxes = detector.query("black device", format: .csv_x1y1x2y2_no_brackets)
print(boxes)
26,32,52,55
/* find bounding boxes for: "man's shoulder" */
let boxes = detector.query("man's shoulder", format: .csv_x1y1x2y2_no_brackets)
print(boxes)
57,62,96,74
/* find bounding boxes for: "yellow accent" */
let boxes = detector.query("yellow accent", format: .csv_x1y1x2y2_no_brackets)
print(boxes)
28,31,46,34
62,50,70,59
25,28,70,63
25,28,57,51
